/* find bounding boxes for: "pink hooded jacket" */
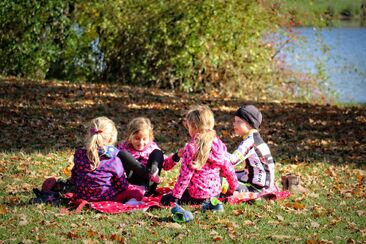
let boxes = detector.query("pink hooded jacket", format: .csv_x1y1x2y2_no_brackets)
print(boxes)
172,136,238,199
117,141,177,171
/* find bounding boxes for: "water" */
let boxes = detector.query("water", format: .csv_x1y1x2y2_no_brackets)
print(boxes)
279,27,366,104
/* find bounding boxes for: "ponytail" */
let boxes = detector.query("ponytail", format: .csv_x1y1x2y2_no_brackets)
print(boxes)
194,129,216,170
85,117,117,170
185,105,216,170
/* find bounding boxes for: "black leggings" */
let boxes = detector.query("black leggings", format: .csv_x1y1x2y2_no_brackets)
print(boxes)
177,190,220,205
117,149,164,192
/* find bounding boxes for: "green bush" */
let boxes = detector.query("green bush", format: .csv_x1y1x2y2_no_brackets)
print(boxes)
85,0,278,94
0,1,70,79
0,0,329,101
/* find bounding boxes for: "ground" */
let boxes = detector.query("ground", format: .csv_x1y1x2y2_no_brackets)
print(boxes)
0,77,365,243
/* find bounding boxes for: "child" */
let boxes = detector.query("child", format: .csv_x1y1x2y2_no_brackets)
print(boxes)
160,105,238,206
229,105,275,192
117,117,180,195
71,116,139,202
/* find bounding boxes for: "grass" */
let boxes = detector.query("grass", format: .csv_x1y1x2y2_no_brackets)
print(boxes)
0,77,365,243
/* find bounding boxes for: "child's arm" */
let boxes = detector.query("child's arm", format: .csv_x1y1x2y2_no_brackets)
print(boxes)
111,159,129,192
162,151,181,171
161,157,194,205
170,144,196,199
220,158,238,195
229,136,255,166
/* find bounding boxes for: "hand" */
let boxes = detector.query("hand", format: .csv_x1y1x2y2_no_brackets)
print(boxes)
177,148,184,157
225,188,235,197
160,193,177,206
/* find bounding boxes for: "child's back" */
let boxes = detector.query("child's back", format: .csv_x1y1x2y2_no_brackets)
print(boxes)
72,147,128,201
172,135,237,200
161,105,238,205
71,117,130,202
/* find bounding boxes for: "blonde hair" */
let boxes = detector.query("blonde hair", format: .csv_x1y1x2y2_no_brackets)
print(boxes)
85,116,117,170
186,105,216,170
126,117,154,143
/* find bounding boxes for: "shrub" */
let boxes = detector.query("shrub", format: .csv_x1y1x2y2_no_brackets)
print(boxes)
85,0,278,94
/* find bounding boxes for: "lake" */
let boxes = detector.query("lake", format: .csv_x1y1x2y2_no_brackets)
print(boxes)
279,27,366,104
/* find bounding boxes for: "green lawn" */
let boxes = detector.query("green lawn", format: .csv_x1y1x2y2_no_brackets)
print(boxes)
0,77,365,243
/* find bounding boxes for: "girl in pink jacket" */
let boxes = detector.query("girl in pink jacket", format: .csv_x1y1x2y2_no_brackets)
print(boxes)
161,105,238,205
117,117,180,195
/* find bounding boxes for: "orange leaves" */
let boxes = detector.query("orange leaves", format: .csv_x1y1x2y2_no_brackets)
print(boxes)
232,209,245,216
0,204,9,214
283,201,305,210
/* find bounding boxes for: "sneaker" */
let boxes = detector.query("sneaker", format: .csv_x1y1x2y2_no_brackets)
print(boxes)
30,188,62,205
171,203,194,223
171,203,185,215
202,197,224,212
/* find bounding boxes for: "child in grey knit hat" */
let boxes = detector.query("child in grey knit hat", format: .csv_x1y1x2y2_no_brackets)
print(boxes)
228,105,276,192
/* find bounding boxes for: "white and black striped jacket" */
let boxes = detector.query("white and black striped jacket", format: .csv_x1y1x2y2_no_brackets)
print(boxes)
228,130,275,189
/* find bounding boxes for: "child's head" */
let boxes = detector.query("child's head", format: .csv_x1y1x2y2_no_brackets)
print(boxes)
185,105,215,134
85,116,118,170
185,105,216,170
126,117,154,151
233,105,262,136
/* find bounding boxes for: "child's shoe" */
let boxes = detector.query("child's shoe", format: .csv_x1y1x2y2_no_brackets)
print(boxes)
171,203,194,223
171,203,185,215
30,188,62,205
202,197,224,212
149,167,160,184
42,177,57,192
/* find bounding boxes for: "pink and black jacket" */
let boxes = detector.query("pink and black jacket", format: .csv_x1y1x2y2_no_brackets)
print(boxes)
171,136,238,200
117,141,178,171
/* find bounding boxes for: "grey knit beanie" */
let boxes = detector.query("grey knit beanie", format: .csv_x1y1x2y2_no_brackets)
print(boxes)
234,105,262,129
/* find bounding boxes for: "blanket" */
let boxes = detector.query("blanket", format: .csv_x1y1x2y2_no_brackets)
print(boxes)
33,177,291,214
66,187,290,214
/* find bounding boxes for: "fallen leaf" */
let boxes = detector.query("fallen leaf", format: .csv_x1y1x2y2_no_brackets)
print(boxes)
233,209,245,216
213,235,223,242
164,222,183,229
0,204,9,214
110,233,125,243
310,221,320,228
276,215,284,222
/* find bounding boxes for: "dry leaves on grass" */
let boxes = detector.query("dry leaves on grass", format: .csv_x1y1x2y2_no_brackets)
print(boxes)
1,77,365,167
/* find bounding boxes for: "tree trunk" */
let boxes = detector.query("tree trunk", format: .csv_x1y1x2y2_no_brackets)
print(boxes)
361,0,366,26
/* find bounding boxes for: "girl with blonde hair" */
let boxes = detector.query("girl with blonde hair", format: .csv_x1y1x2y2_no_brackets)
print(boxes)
117,117,180,195
161,105,238,205
71,117,136,202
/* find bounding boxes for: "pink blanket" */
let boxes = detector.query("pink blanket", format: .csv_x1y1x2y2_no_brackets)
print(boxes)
66,187,290,214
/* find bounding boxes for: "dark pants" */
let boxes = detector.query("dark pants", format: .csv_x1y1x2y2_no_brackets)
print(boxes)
235,171,262,193
177,190,220,205
118,149,164,193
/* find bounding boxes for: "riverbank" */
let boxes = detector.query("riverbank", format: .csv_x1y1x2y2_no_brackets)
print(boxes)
277,0,365,27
